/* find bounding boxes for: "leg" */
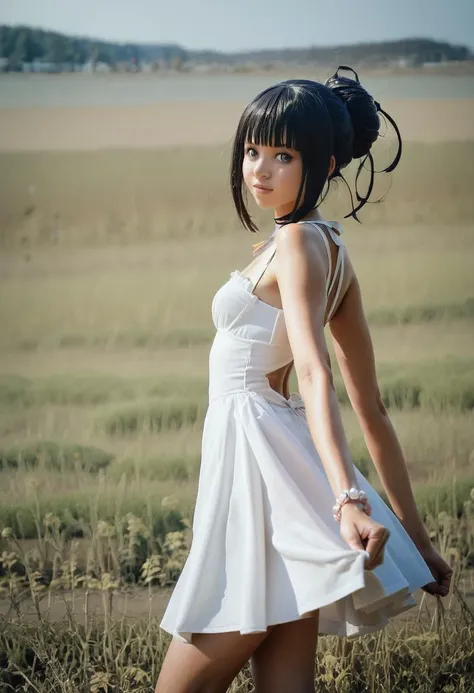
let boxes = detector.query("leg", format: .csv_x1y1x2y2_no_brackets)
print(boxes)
250,612,320,693
155,628,273,693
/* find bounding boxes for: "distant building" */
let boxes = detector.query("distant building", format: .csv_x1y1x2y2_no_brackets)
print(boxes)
22,60,58,73
391,56,420,68
422,58,448,67
140,61,154,72
82,61,112,73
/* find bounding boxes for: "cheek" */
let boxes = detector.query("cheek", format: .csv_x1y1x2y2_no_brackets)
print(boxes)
282,163,302,191
242,158,253,186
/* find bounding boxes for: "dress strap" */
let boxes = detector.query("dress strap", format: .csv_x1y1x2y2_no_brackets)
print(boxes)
251,221,345,311
302,222,332,292
252,246,277,292
327,244,343,296
326,252,345,321
298,220,345,321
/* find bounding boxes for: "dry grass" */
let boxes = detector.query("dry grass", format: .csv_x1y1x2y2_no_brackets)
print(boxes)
0,143,473,529
0,494,473,691
0,138,473,689
1,140,474,250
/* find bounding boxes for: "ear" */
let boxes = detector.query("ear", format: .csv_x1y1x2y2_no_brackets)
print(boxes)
328,155,336,177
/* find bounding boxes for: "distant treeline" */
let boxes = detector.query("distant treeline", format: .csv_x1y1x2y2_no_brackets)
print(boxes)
0,25,187,70
192,38,473,68
0,24,472,71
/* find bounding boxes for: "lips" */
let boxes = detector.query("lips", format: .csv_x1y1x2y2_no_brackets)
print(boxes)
253,184,273,191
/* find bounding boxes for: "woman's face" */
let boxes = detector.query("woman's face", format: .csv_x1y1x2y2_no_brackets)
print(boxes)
242,142,303,218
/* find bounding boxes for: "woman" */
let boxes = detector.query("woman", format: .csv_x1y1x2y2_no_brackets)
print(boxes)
156,66,452,693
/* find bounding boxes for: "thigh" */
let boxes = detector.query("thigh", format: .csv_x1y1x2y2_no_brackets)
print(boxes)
155,628,273,693
250,612,320,693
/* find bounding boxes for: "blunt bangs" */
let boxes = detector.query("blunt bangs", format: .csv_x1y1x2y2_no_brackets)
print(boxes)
241,85,301,151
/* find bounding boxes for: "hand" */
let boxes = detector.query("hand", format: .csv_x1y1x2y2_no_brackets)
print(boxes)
416,543,453,597
338,502,390,571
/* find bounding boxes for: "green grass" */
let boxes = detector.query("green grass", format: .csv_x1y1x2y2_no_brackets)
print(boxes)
367,296,474,326
0,373,208,407
0,484,192,541
0,440,113,473
96,398,206,436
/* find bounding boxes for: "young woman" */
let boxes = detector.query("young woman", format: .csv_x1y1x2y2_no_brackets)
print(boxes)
156,66,453,693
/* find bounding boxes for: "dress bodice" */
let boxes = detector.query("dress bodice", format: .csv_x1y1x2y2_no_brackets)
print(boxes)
208,220,345,406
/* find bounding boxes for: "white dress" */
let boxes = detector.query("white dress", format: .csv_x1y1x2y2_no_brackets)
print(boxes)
160,220,434,644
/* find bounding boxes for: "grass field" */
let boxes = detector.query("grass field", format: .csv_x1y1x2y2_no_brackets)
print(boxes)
1,139,473,690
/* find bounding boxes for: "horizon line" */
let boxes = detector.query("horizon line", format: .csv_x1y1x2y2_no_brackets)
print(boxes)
2,23,473,55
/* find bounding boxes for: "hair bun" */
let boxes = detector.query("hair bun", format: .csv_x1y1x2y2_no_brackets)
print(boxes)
325,65,380,160
324,64,402,222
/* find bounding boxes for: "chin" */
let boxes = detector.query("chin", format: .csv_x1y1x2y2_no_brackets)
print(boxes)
252,194,278,209
254,199,274,209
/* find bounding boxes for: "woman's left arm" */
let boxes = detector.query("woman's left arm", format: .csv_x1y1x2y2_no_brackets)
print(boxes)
273,224,357,498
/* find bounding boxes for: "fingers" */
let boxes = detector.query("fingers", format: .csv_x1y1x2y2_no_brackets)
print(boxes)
364,528,390,570
438,577,451,596
422,557,453,596
426,572,452,597
421,561,453,596
422,581,450,597
366,528,389,564
440,568,453,590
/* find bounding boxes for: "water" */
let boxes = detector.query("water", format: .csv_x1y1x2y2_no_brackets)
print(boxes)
1,72,474,108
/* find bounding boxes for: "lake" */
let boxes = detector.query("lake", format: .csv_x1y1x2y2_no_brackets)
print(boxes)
1,71,474,108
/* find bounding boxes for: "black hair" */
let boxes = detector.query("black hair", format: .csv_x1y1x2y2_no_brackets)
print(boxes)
230,65,402,231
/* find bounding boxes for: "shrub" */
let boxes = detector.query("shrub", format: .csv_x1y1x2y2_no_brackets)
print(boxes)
0,440,114,473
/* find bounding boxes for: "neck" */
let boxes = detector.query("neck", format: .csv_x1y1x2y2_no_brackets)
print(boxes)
274,206,325,225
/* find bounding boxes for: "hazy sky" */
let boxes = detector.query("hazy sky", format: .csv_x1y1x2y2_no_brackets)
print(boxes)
1,0,473,52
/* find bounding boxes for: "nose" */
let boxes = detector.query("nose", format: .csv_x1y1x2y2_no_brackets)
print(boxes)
254,155,270,179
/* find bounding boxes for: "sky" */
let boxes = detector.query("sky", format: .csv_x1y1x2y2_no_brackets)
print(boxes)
0,0,473,53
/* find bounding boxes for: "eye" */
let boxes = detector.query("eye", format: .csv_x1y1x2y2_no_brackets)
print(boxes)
277,152,293,163
245,147,258,158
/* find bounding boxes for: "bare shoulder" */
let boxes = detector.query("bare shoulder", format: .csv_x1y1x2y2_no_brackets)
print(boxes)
274,221,324,245
273,222,328,269
274,222,307,247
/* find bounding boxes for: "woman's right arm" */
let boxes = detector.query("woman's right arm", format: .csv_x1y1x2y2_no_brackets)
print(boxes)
328,272,433,552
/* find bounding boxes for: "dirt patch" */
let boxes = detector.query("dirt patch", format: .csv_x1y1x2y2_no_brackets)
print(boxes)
1,98,473,152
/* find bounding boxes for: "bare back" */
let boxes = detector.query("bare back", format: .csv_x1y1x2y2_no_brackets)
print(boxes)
238,221,355,399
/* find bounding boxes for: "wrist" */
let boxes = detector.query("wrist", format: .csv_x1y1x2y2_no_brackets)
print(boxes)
340,501,366,513
333,487,372,522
